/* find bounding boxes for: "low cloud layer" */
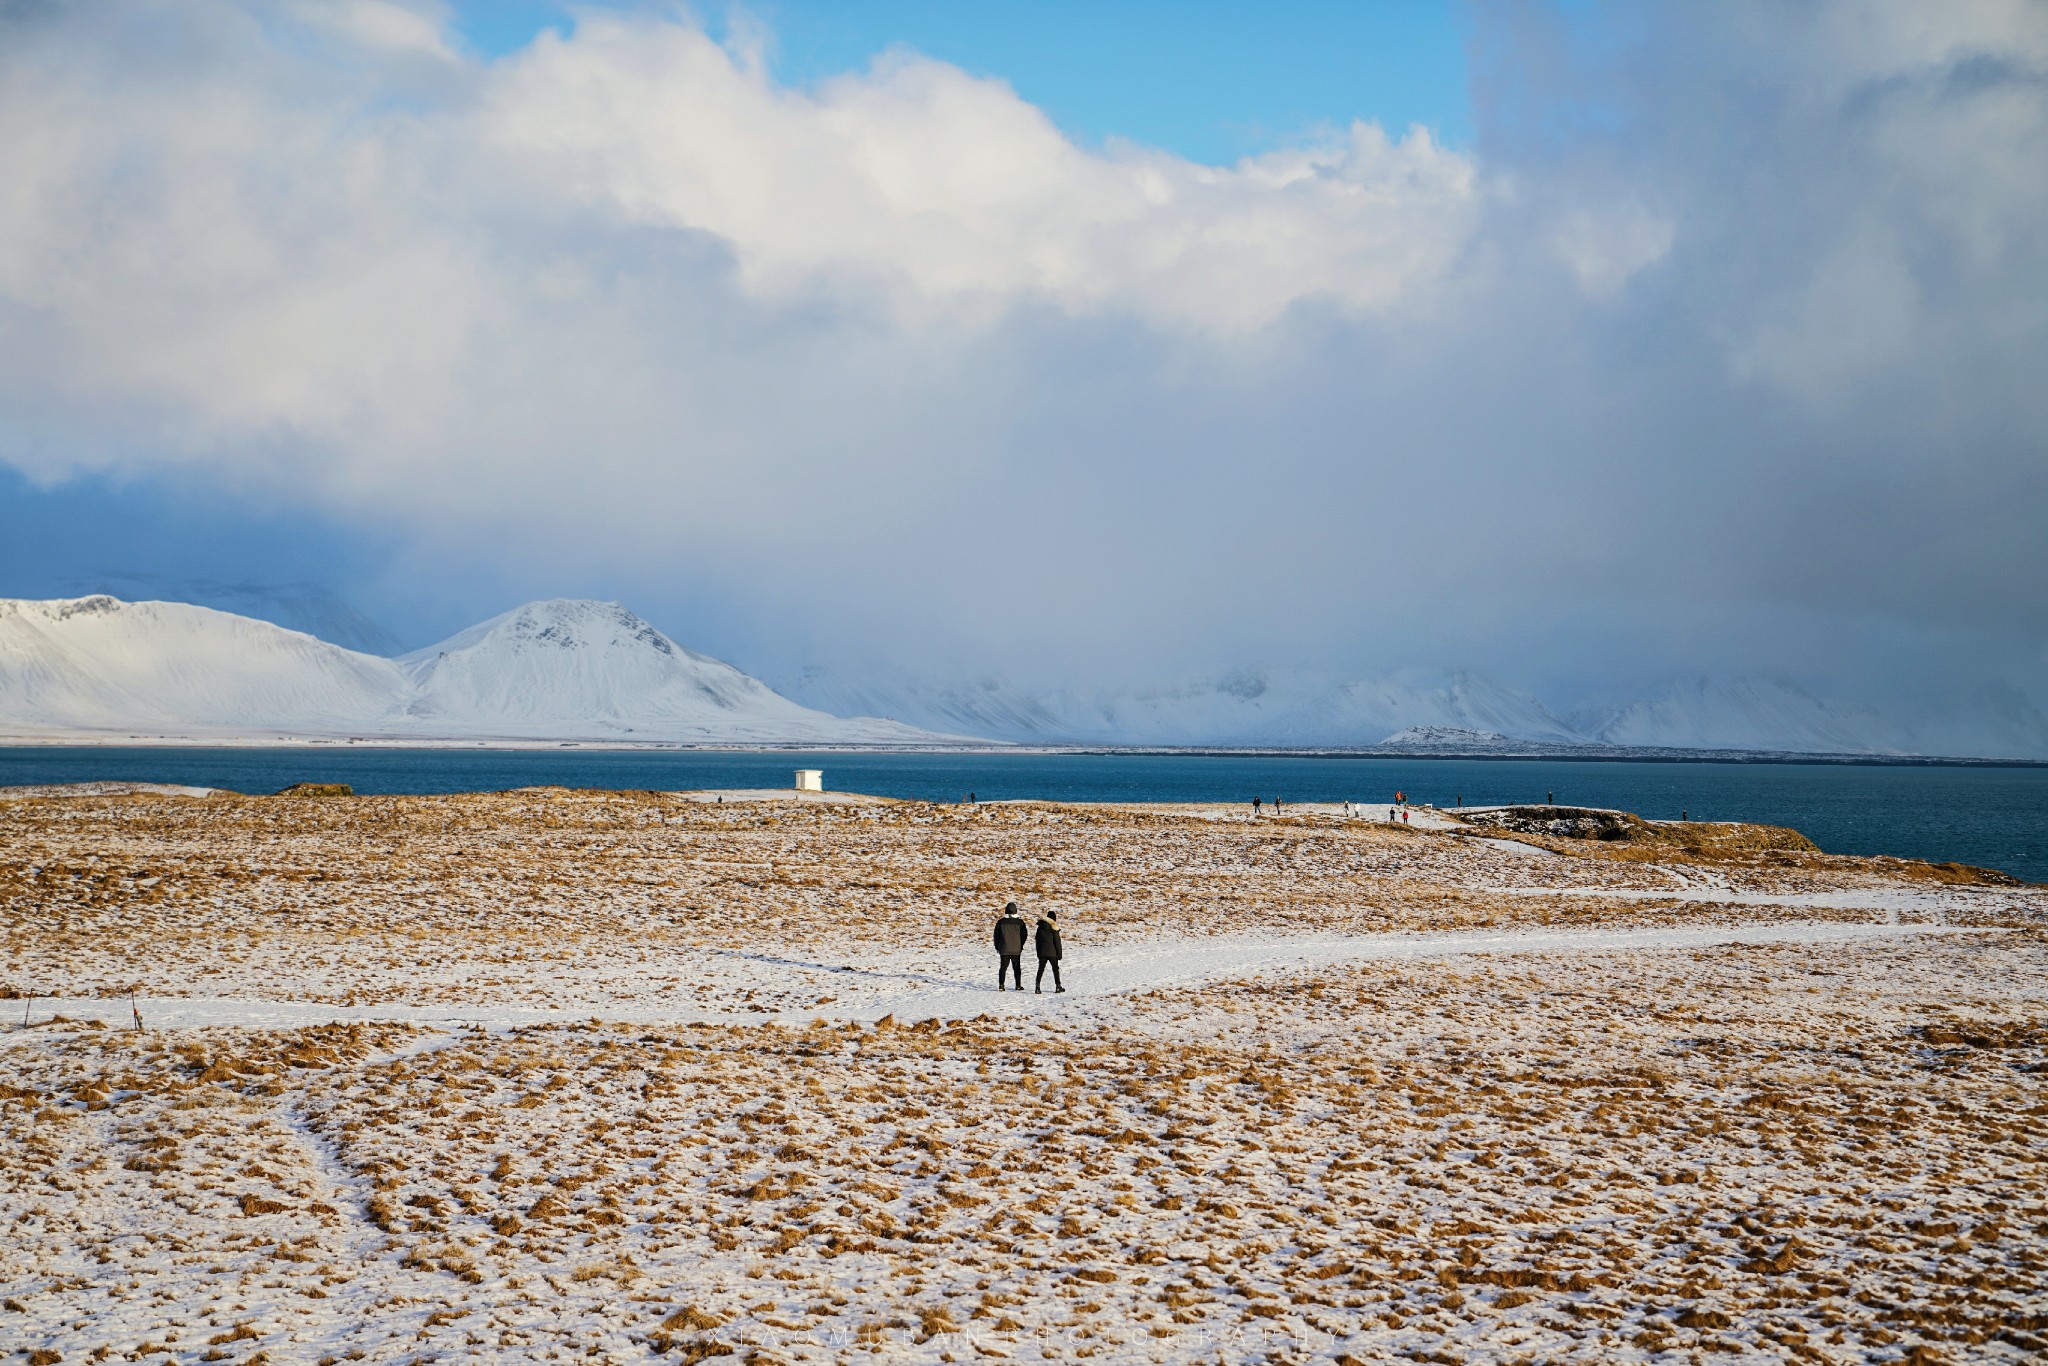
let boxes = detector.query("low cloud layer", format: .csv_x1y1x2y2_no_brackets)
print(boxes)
0,0,2043,714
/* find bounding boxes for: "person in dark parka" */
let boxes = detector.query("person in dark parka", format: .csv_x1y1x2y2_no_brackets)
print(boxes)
994,901,1028,990
1034,909,1064,993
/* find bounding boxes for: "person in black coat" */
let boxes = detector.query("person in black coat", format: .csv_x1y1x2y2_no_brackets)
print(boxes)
1034,909,1064,993
993,901,1028,990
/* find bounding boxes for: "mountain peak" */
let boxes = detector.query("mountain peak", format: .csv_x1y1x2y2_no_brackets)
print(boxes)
0,595,959,745
402,599,687,665
492,600,673,657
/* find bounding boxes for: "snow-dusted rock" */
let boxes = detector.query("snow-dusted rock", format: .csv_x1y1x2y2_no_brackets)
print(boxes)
1377,725,1514,750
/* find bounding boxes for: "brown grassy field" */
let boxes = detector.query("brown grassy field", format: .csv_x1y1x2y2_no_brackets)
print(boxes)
3,788,2044,1363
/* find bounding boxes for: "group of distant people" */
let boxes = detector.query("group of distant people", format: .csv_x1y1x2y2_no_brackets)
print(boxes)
1251,791,1417,822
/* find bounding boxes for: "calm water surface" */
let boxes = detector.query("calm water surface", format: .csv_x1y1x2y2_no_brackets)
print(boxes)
2,747,2043,884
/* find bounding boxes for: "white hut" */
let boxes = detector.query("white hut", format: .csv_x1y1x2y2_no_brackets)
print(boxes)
794,769,823,792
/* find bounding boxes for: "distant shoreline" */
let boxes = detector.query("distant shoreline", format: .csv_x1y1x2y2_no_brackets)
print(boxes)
0,735,2043,768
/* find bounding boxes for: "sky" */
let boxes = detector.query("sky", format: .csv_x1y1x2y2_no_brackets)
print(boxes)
0,0,2044,718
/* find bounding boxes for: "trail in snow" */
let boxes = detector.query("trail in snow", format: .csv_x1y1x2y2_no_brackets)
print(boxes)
13,920,1993,1033
1488,883,1972,919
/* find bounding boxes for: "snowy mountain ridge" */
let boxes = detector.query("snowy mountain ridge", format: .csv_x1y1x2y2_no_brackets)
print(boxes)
3,595,2043,757
780,663,2048,759
778,665,1586,749
0,597,958,746
51,575,404,655
1573,675,1897,755
1571,674,2048,762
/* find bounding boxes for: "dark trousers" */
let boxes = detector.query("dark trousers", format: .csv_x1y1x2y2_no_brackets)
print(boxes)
1036,958,1062,990
999,954,1023,989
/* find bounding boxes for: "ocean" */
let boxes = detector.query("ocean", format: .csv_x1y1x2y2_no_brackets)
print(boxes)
2,746,2043,884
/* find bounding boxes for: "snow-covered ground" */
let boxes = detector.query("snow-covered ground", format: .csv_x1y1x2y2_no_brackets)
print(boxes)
18,920,1992,1034
4,788,2043,1363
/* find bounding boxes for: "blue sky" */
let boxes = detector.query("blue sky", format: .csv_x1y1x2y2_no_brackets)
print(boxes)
453,1,1474,162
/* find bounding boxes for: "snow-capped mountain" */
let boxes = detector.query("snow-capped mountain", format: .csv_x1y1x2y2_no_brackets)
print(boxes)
778,665,1586,747
397,601,948,744
53,575,403,655
1574,675,2048,760
7,595,2042,757
0,596,405,736
0,597,962,745
1894,684,2048,762
781,668,1074,743
1573,676,1902,755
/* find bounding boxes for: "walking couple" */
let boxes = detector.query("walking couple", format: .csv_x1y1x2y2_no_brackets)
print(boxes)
993,901,1063,993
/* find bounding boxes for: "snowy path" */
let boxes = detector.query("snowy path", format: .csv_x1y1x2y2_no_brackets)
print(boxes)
1487,882,2001,918
13,920,1994,1034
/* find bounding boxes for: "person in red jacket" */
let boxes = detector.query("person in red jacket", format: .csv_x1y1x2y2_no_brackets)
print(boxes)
993,902,1028,990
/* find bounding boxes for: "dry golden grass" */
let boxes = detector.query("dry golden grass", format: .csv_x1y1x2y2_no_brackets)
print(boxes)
5,787,2033,1009
5,933,2044,1362
2,786,2044,1361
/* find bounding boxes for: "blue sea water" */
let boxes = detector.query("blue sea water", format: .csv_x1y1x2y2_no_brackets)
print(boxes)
2,747,2043,884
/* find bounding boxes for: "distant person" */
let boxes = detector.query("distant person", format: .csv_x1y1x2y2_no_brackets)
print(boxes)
1275,797,1283,813
994,902,1028,991
1253,797,1262,815
1034,909,1065,994
968,791,977,804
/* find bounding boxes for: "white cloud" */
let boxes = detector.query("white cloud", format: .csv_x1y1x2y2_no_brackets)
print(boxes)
476,18,1480,330
0,0,1481,491
1550,203,1673,299
287,0,461,62
0,0,2042,694
1736,225,1920,402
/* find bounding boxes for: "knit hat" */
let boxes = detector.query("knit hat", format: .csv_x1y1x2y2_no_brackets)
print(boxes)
1005,901,1018,913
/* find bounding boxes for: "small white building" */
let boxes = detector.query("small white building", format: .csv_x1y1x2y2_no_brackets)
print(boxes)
794,769,823,792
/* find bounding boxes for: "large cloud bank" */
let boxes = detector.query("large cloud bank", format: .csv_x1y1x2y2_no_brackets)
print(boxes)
0,1,2043,709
